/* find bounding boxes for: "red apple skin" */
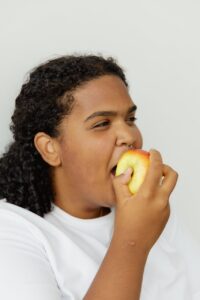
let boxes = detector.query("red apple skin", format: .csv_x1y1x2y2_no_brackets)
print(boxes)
115,149,150,194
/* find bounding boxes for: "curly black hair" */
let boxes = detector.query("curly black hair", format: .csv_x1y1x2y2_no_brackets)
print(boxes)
0,54,128,217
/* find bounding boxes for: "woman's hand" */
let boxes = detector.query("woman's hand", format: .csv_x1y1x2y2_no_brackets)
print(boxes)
112,149,178,253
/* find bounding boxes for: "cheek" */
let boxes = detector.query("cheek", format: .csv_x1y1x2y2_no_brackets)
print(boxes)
82,142,110,174
80,140,112,182
135,127,143,148
61,142,106,181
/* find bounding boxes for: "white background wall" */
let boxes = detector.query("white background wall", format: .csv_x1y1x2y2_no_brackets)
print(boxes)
0,0,199,243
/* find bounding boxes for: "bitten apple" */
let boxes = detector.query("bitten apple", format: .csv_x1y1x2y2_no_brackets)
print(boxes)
115,149,150,194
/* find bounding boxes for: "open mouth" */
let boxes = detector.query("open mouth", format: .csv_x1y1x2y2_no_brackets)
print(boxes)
111,165,117,176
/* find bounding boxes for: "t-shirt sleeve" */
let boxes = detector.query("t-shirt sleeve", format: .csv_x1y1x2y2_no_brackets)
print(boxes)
0,211,62,300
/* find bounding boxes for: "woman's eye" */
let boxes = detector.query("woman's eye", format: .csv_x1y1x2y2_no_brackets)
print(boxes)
128,117,137,123
93,121,110,128
93,117,137,128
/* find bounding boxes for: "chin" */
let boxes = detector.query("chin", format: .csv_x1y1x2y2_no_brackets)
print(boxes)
104,186,117,207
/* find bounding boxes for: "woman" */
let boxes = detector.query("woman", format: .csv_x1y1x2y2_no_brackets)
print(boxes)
0,55,199,299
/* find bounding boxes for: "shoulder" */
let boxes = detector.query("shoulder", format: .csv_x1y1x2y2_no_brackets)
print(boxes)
0,199,65,248
0,199,49,240
0,199,62,299
0,199,50,259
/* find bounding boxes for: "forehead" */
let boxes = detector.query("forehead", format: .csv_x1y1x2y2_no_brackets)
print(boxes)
71,75,134,116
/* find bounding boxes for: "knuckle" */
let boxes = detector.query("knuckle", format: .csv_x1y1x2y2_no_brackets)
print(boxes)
158,187,169,200
156,197,169,212
139,188,155,200
164,164,173,173
160,185,170,196
169,168,179,181
165,165,178,175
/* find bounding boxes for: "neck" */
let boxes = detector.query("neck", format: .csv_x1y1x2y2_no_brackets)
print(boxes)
54,199,110,219
52,168,111,219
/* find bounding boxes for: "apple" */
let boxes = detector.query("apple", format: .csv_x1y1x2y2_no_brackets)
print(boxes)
115,149,150,194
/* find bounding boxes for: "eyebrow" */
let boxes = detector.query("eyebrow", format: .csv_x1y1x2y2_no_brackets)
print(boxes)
84,104,137,122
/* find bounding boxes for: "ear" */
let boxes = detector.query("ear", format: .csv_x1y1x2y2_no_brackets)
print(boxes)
34,132,61,167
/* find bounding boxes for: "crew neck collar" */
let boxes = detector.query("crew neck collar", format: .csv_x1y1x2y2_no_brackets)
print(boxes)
51,203,115,229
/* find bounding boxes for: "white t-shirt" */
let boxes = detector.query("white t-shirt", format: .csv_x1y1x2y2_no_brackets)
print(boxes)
0,198,199,300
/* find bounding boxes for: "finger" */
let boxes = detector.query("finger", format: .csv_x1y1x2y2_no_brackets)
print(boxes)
112,167,133,203
141,149,163,191
160,164,179,196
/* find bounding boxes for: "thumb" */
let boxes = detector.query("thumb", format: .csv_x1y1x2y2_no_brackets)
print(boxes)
112,167,133,202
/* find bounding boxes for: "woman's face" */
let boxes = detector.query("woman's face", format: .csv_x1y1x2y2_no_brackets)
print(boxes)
54,75,143,215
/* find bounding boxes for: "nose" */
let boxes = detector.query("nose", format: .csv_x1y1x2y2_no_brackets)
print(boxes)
115,122,139,148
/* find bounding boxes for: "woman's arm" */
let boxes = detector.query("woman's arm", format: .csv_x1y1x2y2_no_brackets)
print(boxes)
83,232,148,300
84,150,178,300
